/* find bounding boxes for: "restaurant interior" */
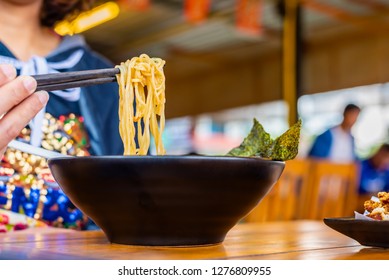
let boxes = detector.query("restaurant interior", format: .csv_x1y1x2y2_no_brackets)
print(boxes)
1,0,389,260
78,0,389,219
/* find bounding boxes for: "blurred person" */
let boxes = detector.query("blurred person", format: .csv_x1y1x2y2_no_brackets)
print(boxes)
308,103,361,163
359,143,389,194
0,0,123,155
0,64,48,156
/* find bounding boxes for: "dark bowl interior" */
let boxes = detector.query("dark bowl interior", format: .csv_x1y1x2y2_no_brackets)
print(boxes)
48,156,284,246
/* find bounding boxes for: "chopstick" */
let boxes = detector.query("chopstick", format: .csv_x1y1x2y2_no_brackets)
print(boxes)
33,68,120,92
8,140,72,159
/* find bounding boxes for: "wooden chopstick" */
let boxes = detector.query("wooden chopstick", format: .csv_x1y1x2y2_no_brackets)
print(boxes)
8,140,71,159
33,68,120,91
36,76,117,91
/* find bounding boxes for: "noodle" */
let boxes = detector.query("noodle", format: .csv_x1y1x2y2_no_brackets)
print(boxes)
116,54,166,155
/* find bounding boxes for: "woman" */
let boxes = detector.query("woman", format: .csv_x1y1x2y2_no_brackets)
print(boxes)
0,0,123,228
0,0,123,155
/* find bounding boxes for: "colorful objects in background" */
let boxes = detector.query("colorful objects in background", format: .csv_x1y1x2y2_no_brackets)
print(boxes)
55,1,120,35
236,0,263,35
184,0,211,24
0,113,90,229
0,208,47,233
119,0,150,11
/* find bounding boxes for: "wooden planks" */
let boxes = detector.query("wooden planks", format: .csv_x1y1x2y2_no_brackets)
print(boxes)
2,221,387,260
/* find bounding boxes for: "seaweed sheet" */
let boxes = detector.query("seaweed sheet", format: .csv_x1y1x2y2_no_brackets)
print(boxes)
227,119,301,161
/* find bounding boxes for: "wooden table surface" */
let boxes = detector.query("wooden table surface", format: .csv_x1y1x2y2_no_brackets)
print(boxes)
1,220,388,260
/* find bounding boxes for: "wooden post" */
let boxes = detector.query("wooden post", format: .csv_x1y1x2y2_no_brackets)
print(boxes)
282,0,301,125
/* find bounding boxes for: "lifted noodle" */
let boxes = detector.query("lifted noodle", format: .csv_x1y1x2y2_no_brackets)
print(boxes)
116,54,166,155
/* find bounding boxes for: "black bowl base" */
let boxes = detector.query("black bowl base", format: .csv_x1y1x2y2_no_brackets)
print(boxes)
108,236,225,247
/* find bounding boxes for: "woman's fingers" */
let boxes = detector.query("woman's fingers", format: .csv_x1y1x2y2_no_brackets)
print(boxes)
0,147,5,157
0,75,37,116
0,64,16,86
0,64,49,155
0,91,49,149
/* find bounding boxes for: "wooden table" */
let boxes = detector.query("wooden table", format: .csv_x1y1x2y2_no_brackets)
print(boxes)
1,221,389,260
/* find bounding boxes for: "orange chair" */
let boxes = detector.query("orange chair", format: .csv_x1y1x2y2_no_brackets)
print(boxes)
302,160,359,220
245,159,311,222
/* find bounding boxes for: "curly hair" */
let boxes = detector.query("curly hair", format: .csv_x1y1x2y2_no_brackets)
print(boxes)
40,0,99,28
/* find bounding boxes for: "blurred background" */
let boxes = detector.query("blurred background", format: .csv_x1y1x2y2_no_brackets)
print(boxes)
57,0,389,157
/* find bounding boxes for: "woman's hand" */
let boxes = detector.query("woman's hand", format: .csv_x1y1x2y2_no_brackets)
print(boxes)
0,64,49,156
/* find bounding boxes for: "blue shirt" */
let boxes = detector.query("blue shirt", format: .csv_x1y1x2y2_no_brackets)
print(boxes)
308,127,357,161
359,159,389,194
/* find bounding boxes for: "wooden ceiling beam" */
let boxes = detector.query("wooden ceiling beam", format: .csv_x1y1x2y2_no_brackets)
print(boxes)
105,12,232,58
347,0,389,13
107,1,280,60
302,0,389,34
303,0,358,22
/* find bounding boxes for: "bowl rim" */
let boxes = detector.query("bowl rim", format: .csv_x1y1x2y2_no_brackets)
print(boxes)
48,155,286,165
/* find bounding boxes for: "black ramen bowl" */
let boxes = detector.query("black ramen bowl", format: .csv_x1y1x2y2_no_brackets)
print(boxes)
48,156,284,246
